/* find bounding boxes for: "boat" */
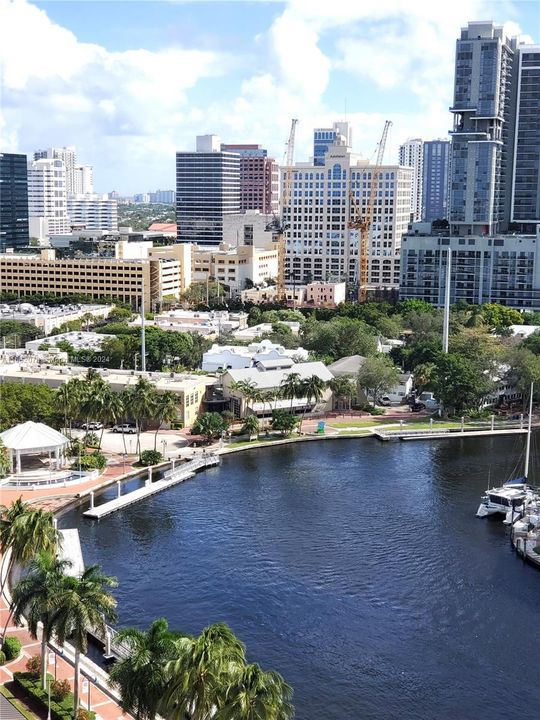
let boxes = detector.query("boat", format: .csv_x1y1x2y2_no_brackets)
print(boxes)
476,382,536,521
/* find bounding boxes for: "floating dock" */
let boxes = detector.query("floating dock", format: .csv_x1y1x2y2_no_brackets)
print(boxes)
83,455,220,519
375,427,528,442
58,528,85,576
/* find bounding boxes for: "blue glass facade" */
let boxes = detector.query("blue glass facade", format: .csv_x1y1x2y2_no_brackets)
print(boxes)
0,153,29,251
422,140,450,221
313,129,338,166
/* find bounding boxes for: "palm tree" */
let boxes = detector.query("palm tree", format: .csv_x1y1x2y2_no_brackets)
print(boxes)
241,414,260,438
153,392,178,451
53,564,118,715
97,387,124,449
128,377,158,456
109,618,180,720
230,380,257,418
329,376,355,413
0,502,59,621
280,373,302,413
161,623,246,720
299,375,327,432
215,663,294,720
10,551,71,690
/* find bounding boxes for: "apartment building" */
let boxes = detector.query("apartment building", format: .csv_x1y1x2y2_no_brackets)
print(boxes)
399,138,423,221
400,224,540,309
220,144,278,214
192,242,278,294
34,147,76,194
282,136,412,291
0,245,191,308
422,140,450,222
73,165,94,195
67,193,118,231
28,158,71,237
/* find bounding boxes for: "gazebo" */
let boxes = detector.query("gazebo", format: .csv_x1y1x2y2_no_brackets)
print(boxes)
0,421,70,475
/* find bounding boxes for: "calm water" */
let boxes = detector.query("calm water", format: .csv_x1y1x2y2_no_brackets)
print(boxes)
61,436,540,719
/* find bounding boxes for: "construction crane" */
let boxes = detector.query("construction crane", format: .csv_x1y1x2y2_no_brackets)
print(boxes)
349,119,392,302
266,118,298,301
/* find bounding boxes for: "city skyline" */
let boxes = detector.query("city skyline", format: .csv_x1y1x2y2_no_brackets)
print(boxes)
0,0,537,193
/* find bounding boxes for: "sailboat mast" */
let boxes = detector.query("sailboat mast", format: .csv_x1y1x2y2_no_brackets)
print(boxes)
524,381,534,479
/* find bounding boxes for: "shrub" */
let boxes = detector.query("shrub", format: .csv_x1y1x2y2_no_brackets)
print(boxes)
83,432,99,448
74,451,107,472
76,709,92,720
14,672,79,720
139,449,163,466
51,678,71,702
25,654,41,677
0,650,6,665
2,636,22,660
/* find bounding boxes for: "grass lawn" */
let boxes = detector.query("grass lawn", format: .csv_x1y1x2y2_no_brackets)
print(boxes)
326,419,394,429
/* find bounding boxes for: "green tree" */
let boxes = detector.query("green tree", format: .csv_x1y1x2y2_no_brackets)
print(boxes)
432,353,493,414
216,663,294,720
192,412,227,442
412,362,436,394
125,377,158,456
270,410,299,436
480,303,522,328
299,375,327,430
505,347,540,407
109,618,179,720
357,356,400,407
241,414,260,437
10,551,71,690
328,376,356,411
153,392,178,451
161,623,246,720
280,372,303,413
0,439,10,478
53,565,118,715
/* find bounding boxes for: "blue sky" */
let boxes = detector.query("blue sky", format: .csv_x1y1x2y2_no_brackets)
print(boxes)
1,0,538,193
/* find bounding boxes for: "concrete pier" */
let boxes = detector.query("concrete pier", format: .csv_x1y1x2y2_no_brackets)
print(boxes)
375,427,528,442
83,455,220,519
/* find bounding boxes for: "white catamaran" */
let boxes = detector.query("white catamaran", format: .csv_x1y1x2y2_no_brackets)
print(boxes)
476,382,536,522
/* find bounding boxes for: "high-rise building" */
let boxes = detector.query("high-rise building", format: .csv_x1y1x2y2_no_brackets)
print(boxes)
0,153,29,251
422,140,450,222
449,22,519,235
282,138,412,290
220,144,278,214
399,138,423,221
511,44,540,232
176,135,240,246
34,146,77,194
67,194,118,231
149,190,176,204
313,122,352,166
73,164,94,195
28,158,71,237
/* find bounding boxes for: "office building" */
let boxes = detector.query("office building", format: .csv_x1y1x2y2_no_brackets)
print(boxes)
0,243,191,308
399,138,423,221
400,224,540,309
222,211,276,248
149,190,176,204
511,44,540,232
67,194,118,231
73,165,94,195
220,144,278,214
313,122,352,166
191,241,278,295
34,146,77,194
176,135,240,246
28,158,71,237
0,153,29,251
282,138,412,291
422,140,450,222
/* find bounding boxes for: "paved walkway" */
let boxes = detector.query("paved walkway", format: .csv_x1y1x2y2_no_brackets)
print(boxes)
0,691,27,720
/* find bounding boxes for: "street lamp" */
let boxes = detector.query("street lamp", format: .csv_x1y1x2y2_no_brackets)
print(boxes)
161,439,167,459
47,674,51,720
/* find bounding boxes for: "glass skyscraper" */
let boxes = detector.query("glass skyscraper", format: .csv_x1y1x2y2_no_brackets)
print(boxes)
0,152,29,251
422,140,450,222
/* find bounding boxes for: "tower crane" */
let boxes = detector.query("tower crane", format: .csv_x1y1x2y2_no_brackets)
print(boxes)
266,118,298,301
349,119,392,302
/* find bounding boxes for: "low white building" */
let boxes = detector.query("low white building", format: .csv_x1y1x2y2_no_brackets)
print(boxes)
133,309,249,339
383,373,414,403
192,242,279,295
240,286,305,305
25,331,113,353
0,303,113,335
201,339,309,372
508,325,540,340
233,321,301,340
222,361,334,417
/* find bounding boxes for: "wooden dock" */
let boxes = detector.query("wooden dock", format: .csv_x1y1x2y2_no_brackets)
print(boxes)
83,455,220,519
375,428,527,442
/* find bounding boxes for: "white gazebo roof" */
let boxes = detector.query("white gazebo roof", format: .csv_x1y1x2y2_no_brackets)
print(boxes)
0,421,69,455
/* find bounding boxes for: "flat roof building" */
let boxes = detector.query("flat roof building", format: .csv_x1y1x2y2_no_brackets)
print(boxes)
0,153,29,251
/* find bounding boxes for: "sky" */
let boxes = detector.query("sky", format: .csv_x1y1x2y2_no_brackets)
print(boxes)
0,0,539,194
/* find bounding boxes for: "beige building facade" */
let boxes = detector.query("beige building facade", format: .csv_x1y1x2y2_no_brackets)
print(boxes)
192,242,278,294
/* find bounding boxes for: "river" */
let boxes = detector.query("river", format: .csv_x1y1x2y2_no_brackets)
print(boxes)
60,435,540,719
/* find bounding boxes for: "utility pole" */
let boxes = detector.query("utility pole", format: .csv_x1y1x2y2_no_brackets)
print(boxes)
442,247,452,353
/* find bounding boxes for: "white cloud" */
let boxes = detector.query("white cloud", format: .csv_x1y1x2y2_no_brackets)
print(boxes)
0,0,532,192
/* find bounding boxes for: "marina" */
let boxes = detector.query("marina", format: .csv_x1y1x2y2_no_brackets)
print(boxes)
82,455,220,519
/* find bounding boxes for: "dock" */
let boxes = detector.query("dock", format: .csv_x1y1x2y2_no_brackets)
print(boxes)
374,427,528,442
83,454,220,519
58,528,85,576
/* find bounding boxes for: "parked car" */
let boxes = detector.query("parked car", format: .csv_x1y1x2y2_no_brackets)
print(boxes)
410,402,426,413
81,421,103,430
112,423,137,434
378,396,392,406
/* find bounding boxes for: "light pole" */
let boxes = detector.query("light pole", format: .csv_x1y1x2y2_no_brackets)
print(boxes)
161,439,167,459
47,674,51,720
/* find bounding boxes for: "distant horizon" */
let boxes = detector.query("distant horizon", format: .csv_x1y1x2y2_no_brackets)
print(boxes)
1,0,538,193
